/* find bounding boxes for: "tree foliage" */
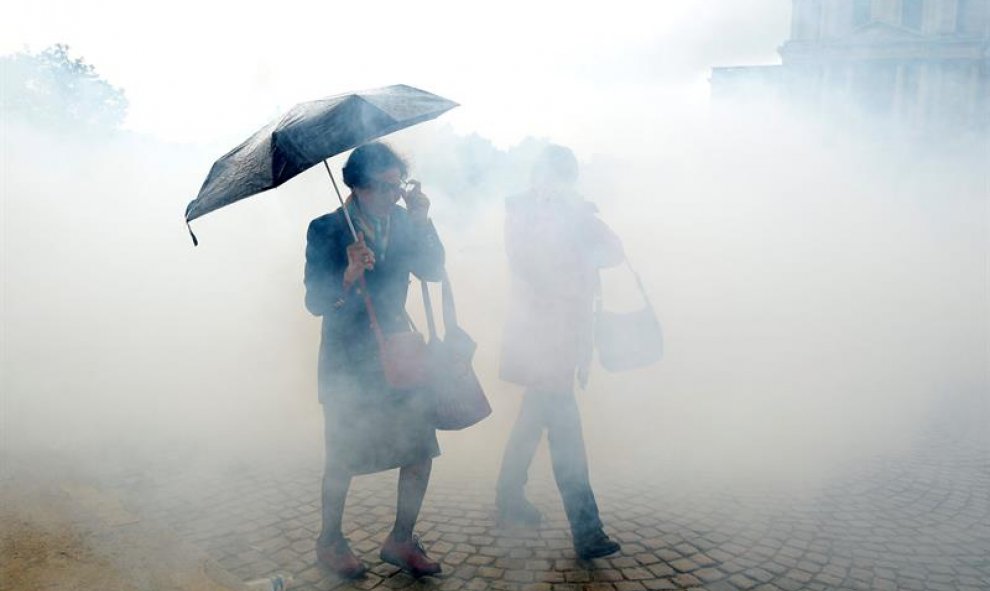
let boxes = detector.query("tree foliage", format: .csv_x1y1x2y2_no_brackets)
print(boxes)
1,44,128,133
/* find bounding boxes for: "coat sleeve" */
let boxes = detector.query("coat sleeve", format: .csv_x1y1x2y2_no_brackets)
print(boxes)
583,212,624,269
304,216,362,317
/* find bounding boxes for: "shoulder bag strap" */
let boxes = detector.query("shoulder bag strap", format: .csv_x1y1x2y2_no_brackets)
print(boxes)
358,275,388,349
596,258,655,312
624,258,655,311
416,269,458,341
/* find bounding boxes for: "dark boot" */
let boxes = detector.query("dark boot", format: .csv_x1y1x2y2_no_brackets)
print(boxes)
574,528,621,560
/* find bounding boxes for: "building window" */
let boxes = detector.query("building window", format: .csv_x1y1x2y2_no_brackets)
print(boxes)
902,0,924,30
793,0,823,39
853,0,872,27
957,0,988,35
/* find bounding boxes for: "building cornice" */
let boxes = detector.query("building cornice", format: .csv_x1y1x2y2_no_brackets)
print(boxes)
781,37,989,63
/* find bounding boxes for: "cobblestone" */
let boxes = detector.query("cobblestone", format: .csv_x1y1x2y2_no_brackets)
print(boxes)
98,408,989,591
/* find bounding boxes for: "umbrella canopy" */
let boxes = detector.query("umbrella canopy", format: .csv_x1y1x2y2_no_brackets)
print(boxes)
184,84,458,225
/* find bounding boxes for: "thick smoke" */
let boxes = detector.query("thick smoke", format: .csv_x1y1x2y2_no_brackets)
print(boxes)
1,6,987,587
3,96,987,490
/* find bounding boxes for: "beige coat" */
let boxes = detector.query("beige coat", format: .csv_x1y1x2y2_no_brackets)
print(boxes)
499,192,623,392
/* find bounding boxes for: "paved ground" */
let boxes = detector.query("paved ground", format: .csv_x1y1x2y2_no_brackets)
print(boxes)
98,404,989,591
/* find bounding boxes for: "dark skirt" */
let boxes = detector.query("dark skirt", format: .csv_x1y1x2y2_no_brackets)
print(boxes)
322,370,440,475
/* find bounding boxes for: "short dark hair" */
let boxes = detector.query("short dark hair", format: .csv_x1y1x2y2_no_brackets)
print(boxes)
342,142,409,189
532,144,578,184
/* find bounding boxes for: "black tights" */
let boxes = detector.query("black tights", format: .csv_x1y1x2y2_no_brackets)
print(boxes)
318,458,433,545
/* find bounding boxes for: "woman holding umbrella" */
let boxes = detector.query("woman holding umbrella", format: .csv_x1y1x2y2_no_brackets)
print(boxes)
304,142,444,578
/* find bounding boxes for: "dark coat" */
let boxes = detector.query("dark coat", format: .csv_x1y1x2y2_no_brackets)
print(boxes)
305,206,445,397
304,205,444,474
499,192,623,392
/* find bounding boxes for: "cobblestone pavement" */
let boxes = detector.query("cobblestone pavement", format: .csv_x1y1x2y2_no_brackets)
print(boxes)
100,407,990,591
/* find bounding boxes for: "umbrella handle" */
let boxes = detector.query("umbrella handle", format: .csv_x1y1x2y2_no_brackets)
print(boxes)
323,159,390,356
322,158,408,378
323,160,358,241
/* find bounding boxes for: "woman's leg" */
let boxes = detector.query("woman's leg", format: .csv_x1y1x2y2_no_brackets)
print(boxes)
381,458,442,576
392,458,433,540
545,389,619,558
318,459,352,545
545,389,601,535
495,389,548,521
315,457,366,577
316,399,367,577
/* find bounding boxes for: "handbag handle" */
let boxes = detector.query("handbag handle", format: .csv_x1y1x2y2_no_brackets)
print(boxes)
440,269,459,329
421,280,438,340
419,270,458,341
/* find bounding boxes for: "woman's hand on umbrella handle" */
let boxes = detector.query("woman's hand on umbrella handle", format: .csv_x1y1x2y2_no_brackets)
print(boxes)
402,179,430,222
344,232,374,287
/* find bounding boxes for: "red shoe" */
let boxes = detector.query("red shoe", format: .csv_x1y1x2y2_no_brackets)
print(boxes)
379,533,442,577
316,537,367,579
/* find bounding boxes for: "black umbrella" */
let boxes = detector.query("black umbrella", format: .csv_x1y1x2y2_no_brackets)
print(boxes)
184,84,458,244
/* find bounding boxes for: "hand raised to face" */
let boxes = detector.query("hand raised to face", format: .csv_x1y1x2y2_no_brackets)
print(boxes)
402,179,430,222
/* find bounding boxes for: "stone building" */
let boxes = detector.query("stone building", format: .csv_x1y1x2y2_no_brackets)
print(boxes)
712,0,989,131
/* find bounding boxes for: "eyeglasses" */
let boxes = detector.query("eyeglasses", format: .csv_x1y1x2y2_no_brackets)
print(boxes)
370,179,407,196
